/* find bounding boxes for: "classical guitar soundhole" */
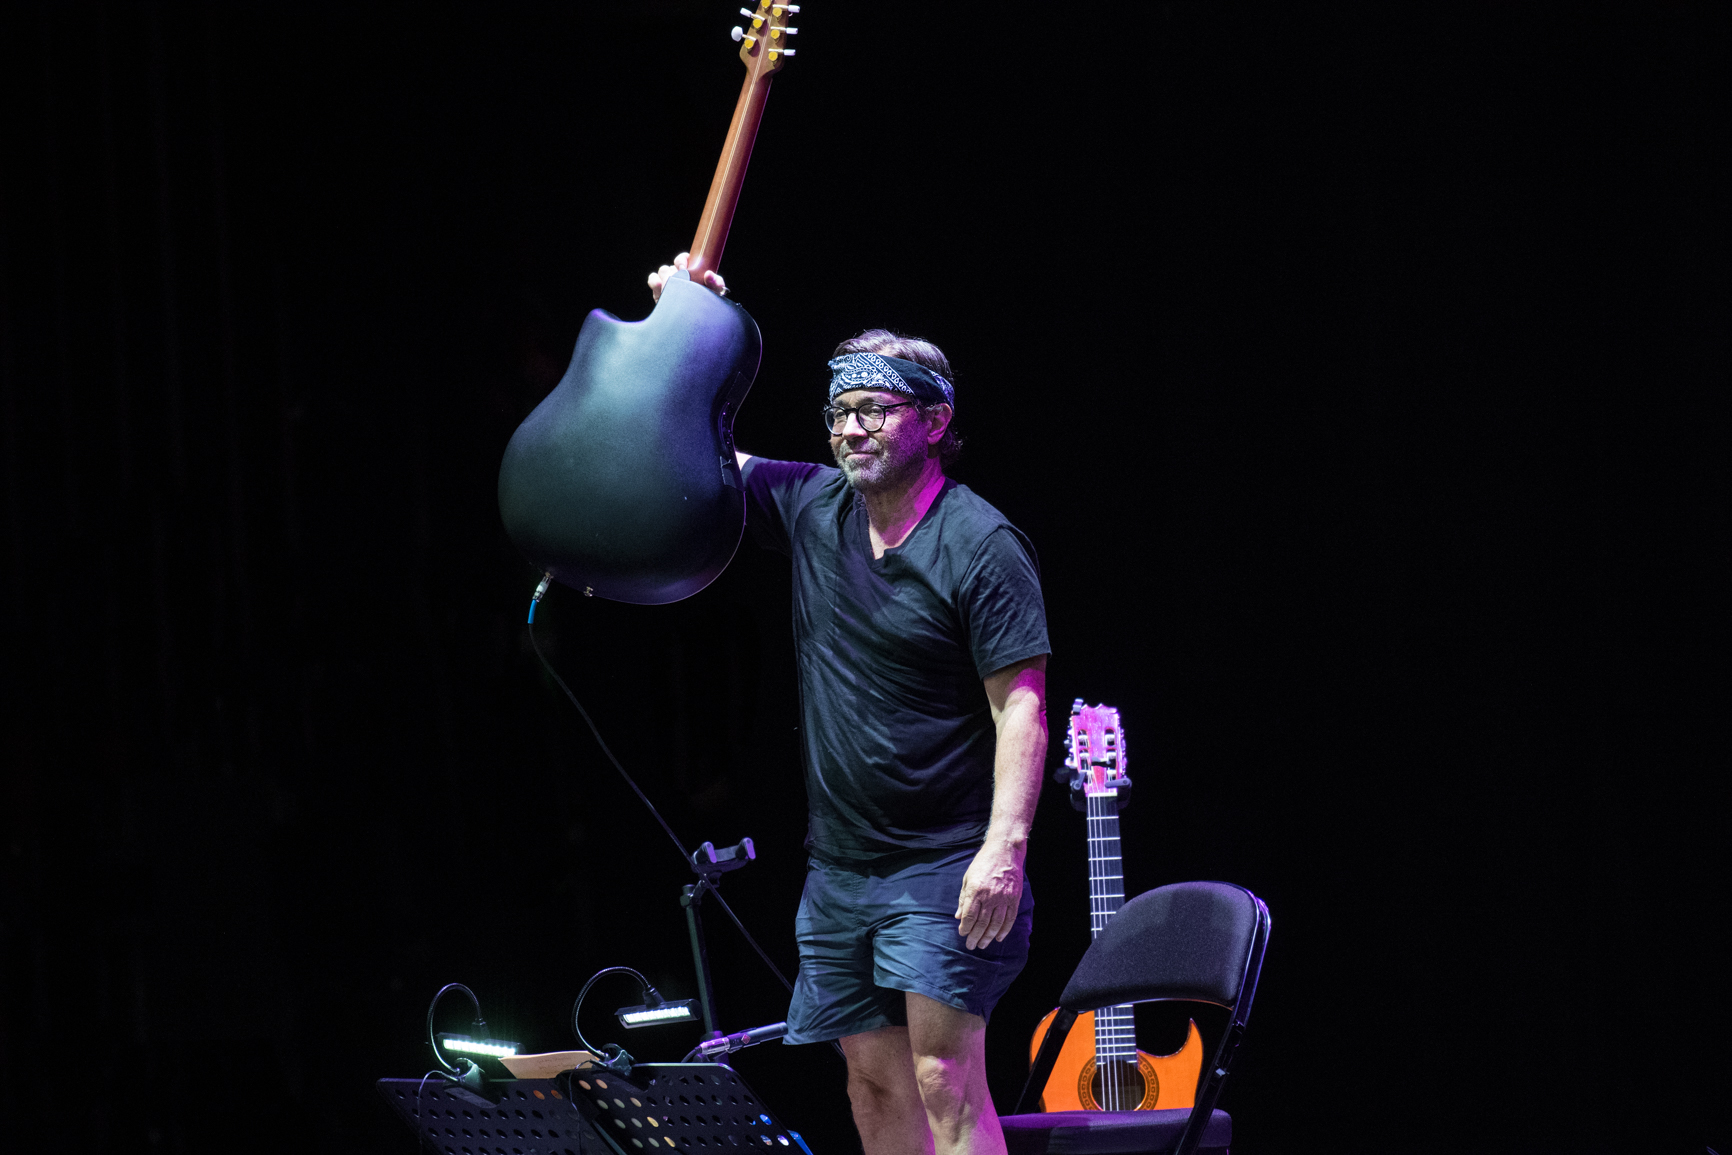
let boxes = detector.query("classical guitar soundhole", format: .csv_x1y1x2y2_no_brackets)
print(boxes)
1080,1056,1158,1111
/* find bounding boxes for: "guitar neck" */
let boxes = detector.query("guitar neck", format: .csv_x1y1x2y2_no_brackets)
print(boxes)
1087,789,1138,1063
1064,702,1136,1070
686,70,774,286
1086,791,1125,938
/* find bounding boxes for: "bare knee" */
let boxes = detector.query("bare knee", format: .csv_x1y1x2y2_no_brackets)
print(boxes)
842,1031,922,1123
912,1051,976,1117
905,996,989,1121
849,1064,909,1116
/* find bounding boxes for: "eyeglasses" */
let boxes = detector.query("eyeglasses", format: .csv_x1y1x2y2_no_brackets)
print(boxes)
823,400,918,434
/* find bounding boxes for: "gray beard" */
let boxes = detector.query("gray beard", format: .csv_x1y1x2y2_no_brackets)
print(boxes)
835,430,926,493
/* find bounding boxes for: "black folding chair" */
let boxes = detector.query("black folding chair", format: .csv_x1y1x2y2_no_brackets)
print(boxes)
999,881,1271,1155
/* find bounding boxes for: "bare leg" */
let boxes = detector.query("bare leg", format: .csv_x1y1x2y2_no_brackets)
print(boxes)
906,993,1006,1155
840,1025,934,1155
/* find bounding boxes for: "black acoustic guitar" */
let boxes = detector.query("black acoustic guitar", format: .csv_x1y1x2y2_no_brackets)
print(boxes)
497,4,800,603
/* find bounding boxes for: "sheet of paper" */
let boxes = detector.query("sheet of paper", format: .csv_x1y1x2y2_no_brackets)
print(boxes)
498,1050,599,1079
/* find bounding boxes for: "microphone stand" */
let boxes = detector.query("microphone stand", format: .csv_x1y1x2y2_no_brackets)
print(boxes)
682,838,757,1039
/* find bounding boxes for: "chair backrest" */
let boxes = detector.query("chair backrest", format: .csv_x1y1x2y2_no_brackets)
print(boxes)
1012,881,1270,1155
1060,881,1267,1014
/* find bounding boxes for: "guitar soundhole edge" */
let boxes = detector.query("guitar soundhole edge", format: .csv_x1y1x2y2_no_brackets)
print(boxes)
1079,1056,1158,1111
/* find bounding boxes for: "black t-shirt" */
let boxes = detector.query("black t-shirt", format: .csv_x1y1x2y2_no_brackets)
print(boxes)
742,458,1050,864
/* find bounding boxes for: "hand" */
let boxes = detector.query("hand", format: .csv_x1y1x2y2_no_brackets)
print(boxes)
648,252,727,302
955,840,1026,951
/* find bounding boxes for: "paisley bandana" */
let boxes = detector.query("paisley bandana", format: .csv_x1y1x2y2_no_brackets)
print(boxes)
827,352,955,411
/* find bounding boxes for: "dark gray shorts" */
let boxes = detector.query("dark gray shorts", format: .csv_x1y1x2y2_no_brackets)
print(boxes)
784,847,1034,1045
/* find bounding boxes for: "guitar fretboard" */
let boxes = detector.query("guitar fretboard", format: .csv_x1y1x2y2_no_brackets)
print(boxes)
1086,787,1137,1065
1087,789,1125,938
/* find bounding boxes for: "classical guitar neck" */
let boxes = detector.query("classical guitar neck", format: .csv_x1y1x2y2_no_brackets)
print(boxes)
1088,786,1136,1064
1065,700,1131,938
1086,790,1126,937
1065,701,1138,1070
686,2,800,286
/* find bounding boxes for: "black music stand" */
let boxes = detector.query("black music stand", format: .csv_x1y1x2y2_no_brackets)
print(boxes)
379,1063,811,1155
379,1075,598,1155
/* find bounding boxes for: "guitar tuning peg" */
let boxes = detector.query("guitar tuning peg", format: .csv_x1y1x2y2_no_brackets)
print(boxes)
741,7,765,28
771,47,794,56
731,26,745,41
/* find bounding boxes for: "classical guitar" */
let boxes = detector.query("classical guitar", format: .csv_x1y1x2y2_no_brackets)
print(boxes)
498,3,803,604
1027,701,1205,1112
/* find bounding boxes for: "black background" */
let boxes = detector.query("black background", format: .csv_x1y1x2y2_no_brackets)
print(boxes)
1,3,1723,1153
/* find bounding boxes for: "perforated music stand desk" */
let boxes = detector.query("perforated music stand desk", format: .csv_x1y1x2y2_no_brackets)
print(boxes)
378,1063,812,1155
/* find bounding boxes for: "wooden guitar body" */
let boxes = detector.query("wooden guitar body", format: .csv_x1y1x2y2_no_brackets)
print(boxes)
1028,1009,1203,1111
497,275,758,604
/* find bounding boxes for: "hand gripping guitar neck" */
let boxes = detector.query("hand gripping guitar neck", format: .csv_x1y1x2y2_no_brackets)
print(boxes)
497,4,801,604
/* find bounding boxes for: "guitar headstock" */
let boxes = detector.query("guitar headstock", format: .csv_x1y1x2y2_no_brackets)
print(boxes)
1059,699,1130,805
733,1,800,76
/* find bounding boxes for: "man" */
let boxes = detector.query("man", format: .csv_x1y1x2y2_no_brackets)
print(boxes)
651,256,1049,1155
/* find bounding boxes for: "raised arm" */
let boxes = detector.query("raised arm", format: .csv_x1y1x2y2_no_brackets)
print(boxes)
955,654,1049,950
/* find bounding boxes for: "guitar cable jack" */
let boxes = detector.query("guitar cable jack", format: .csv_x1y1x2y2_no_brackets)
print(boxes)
528,571,554,624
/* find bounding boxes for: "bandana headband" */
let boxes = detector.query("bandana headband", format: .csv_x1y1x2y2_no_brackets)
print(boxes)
827,352,955,411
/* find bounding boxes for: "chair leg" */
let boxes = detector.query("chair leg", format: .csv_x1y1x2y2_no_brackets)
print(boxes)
1011,1008,1076,1115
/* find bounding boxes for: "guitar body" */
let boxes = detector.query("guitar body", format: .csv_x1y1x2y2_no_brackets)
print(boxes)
497,275,759,604
1027,1009,1203,1112
498,5,800,604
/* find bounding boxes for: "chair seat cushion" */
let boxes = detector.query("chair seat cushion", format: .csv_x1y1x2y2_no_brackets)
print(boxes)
999,1108,1231,1155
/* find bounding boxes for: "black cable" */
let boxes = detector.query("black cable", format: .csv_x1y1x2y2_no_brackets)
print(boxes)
528,577,819,1047
416,1069,455,1120
528,618,691,865
705,887,795,995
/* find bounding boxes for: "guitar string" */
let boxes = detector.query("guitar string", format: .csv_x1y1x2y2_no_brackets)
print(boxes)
1086,782,1134,1109
1086,754,1144,1111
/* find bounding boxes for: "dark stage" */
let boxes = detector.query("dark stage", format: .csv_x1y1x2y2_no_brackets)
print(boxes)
0,3,1723,1153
